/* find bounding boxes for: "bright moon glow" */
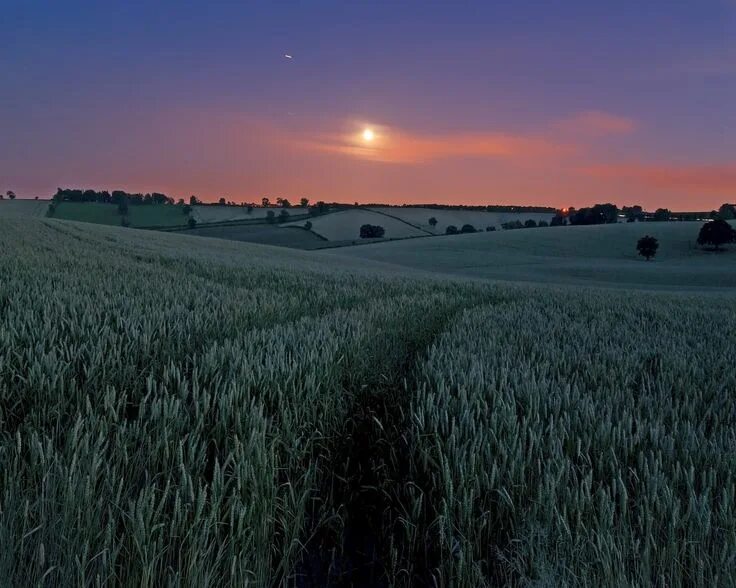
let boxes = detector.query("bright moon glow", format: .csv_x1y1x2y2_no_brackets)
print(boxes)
362,128,375,142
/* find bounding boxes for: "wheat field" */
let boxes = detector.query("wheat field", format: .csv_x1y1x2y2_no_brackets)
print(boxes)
1,217,734,586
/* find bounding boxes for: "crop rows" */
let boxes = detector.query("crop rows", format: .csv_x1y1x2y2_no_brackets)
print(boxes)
1,218,735,586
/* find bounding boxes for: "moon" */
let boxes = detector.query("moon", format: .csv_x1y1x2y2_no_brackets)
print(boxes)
362,128,375,142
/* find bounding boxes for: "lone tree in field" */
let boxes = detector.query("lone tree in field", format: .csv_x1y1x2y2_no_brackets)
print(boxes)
304,220,312,231
300,197,309,208
360,224,385,238
429,217,438,228
637,235,659,261
697,219,736,251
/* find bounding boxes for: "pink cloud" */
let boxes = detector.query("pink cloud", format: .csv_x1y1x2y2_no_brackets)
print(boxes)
289,124,578,164
554,110,637,136
583,162,736,196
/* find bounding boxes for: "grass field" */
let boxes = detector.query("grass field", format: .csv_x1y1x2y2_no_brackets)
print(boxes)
367,206,556,234
329,221,736,289
0,199,50,218
191,205,311,224
183,223,328,249
285,208,430,240
1,216,734,586
51,202,188,228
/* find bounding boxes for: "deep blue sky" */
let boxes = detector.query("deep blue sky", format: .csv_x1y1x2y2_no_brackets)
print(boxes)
2,1,734,208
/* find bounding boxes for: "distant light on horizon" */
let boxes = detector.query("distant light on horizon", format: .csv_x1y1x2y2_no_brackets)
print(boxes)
362,128,375,142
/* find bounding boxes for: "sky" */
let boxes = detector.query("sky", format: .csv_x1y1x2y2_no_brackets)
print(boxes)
1,1,735,210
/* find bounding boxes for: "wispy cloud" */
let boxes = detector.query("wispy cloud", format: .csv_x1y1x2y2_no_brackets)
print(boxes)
583,162,736,196
553,110,637,136
289,123,578,164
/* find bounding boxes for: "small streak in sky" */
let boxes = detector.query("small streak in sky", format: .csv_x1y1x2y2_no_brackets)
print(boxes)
284,54,293,59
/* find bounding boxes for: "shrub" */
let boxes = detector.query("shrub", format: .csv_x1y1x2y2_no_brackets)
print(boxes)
636,235,659,260
429,217,438,228
445,225,459,235
460,224,476,233
486,226,496,232
697,219,736,250
524,219,538,228
266,210,276,224
538,220,549,227
279,209,290,222
360,224,385,238
304,221,313,231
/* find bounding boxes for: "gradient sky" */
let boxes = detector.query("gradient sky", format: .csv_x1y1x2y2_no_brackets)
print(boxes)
2,1,735,209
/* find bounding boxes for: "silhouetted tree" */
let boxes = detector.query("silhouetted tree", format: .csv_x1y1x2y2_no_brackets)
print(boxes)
550,214,567,226
623,205,645,222
189,195,200,206
360,224,385,238
460,224,476,233
7,191,16,200
569,203,618,225
637,235,659,260
653,208,671,222
445,225,459,235
429,217,438,228
697,219,736,251
718,203,735,220
280,199,291,208
300,197,310,208
262,197,270,207
524,219,538,228
218,197,227,205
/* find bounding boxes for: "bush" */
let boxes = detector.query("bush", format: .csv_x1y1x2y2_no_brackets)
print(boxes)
266,210,276,224
636,235,659,260
304,221,313,231
501,220,523,230
524,219,538,228
486,226,496,232
697,219,736,250
429,217,438,228
538,220,549,227
460,224,476,234
360,224,385,238
279,209,290,222
445,225,459,235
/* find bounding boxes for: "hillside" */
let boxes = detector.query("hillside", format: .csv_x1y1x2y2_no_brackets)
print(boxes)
284,208,430,241
2,216,735,586
367,206,555,233
0,198,49,217
326,221,736,289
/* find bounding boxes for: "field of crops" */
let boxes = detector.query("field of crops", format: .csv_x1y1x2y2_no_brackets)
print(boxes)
49,202,188,228
1,217,734,586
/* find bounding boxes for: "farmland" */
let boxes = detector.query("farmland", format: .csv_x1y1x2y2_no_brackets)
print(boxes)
50,202,188,228
1,216,735,586
330,221,736,289
0,198,49,218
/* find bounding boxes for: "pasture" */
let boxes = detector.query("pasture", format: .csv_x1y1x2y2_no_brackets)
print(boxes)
1,216,734,586
329,221,736,289
284,208,430,240
0,198,49,218
50,202,188,228
367,206,556,234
